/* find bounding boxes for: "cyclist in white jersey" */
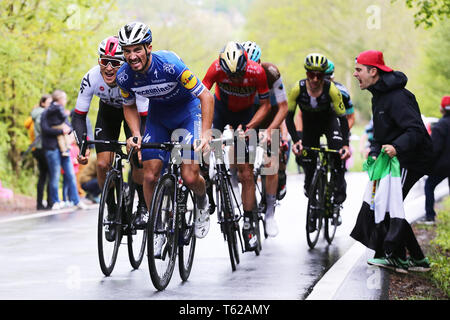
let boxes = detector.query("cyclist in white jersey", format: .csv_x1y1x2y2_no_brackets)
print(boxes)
72,36,150,228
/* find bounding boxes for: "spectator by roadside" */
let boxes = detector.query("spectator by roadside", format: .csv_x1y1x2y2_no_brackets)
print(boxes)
40,89,87,210
30,94,53,210
79,156,101,203
424,95,450,223
351,50,433,273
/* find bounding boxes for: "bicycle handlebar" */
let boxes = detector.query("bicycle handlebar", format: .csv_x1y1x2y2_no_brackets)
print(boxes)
302,146,341,155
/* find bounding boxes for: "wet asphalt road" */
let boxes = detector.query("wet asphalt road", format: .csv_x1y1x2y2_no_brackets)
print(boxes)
0,172,427,300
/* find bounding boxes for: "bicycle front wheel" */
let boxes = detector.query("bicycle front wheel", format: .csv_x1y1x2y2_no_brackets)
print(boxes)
324,202,338,244
306,170,325,249
127,180,147,269
178,188,197,282
219,175,240,271
147,176,178,291
98,170,122,276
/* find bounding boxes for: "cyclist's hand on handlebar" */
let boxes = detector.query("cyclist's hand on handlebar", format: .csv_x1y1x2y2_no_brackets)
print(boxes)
236,124,246,140
77,147,90,165
127,136,142,162
258,129,269,144
292,140,303,156
339,145,351,160
194,136,211,154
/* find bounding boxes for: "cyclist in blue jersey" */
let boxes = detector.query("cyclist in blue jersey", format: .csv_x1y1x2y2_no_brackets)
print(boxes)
116,22,214,240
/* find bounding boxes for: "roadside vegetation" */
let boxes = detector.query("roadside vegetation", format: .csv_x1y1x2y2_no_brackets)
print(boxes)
390,196,450,300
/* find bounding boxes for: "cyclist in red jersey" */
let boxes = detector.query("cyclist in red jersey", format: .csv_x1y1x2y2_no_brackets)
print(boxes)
202,41,271,252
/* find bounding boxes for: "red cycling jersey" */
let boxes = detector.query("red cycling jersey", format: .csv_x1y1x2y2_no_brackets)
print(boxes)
202,59,270,112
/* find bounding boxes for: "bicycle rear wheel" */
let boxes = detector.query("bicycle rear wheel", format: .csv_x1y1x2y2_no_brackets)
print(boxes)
178,188,197,282
127,180,147,269
147,176,178,291
306,170,324,249
98,170,122,276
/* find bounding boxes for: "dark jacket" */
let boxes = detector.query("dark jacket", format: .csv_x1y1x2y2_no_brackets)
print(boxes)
40,102,71,150
368,71,433,174
430,114,450,176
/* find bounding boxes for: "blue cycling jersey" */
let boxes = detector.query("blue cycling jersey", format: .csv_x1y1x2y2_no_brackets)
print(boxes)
116,50,205,112
116,50,205,162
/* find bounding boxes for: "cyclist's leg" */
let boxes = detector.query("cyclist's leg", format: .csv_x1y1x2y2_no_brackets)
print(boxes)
94,101,123,189
325,115,346,204
263,153,279,237
141,113,170,211
301,116,321,197
124,115,148,225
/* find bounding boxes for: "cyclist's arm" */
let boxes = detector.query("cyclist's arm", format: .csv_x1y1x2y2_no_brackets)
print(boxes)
247,67,270,130
266,76,288,132
247,97,270,130
346,112,355,130
123,102,141,138
267,100,288,133
72,72,94,143
198,89,214,139
285,84,301,143
329,82,349,146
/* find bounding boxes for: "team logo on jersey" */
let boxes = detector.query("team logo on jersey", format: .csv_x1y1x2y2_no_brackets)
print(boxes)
120,89,130,98
99,86,104,91
133,82,177,97
180,70,197,90
163,63,175,74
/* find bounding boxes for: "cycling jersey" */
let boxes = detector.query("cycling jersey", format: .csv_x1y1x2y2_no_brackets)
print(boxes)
202,59,270,112
254,62,287,129
116,50,205,111
261,62,287,105
74,65,148,116
334,81,354,115
116,50,206,162
287,79,345,116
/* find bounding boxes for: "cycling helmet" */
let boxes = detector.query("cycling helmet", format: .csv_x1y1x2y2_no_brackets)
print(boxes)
98,36,123,59
325,59,335,76
242,41,261,62
304,53,328,72
118,21,152,47
219,41,248,77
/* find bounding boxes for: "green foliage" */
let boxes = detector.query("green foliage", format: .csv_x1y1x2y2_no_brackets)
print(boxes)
393,0,450,28
0,0,115,192
410,19,450,117
244,0,428,121
429,197,450,296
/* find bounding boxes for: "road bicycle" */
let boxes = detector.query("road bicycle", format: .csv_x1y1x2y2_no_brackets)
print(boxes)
79,134,146,276
209,135,261,271
140,141,197,291
301,146,342,249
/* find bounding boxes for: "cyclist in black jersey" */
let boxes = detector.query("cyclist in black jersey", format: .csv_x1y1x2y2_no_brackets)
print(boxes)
285,53,350,222
242,41,289,237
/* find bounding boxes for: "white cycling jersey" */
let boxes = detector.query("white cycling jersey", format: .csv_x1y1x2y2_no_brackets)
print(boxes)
74,65,149,115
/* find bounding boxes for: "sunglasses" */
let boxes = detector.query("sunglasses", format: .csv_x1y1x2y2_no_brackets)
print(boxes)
306,71,324,80
98,58,123,69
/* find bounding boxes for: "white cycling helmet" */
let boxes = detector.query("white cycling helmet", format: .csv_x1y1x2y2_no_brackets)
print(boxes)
118,21,152,47
98,36,123,59
242,41,261,62
219,41,248,77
